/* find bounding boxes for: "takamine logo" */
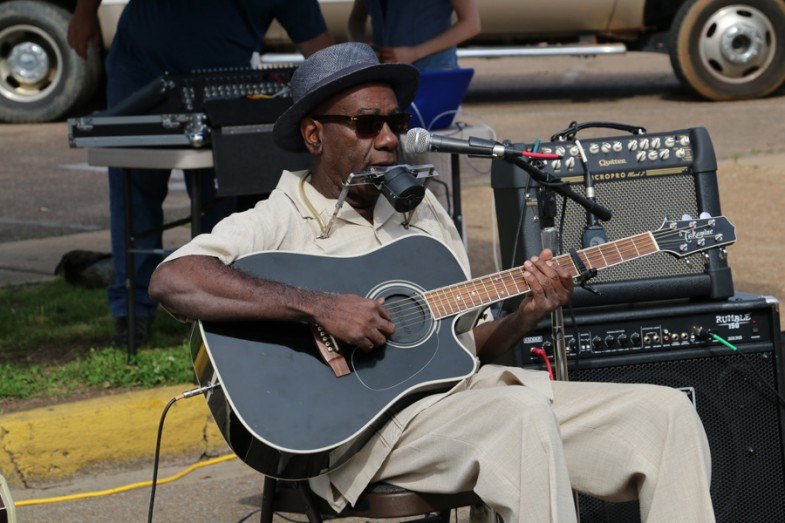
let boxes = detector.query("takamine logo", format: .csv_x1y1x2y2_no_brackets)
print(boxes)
598,158,627,167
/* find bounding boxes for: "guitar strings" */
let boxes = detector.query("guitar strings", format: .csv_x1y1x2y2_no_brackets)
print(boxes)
375,226,709,329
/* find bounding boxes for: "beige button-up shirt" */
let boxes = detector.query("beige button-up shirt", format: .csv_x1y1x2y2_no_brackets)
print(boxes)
165,169,552,510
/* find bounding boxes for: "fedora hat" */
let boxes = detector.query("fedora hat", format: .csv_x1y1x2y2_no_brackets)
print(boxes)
273,42,419,152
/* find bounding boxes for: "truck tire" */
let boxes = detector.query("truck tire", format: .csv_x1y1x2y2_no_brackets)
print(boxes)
0,0,101,122
669,0,785,100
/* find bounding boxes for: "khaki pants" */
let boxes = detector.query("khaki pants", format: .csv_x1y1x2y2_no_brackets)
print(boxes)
370,371,715,522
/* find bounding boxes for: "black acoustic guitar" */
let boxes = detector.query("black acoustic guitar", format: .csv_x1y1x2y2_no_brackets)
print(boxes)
190,216,735,480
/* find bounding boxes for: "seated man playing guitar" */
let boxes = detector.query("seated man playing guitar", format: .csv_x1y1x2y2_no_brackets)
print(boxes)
149,43,715,522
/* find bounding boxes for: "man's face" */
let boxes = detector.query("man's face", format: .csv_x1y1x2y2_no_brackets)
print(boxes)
312,82,402,203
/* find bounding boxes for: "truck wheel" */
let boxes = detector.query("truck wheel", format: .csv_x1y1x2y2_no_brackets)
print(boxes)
0,0,101,123
669,0,785,100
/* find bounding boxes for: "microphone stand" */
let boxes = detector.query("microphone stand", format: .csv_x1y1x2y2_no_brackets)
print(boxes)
574,140,609,249
536,191,570,382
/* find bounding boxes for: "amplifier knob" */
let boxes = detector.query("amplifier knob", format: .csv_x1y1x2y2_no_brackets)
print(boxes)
551,159,562,170
627,139,638,151
651,137,662,148
636,151,647,162
679,135,691,146
664,136,676,147
568,339,578,352
612,141,622,152
592,336,604,350
630,332,642,346
564,157,576,169
542,147,553,154
600,142,611,153
639,138,650,149
659,149,670,160
569,145,580,156
647,150,659,161
556,146,566,156
589,143,600,154
675,148,686,159
617,333,629,347
604,335,616,349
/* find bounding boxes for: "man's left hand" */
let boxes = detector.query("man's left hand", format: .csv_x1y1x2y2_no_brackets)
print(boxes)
379,45,418,64
516,249,573,331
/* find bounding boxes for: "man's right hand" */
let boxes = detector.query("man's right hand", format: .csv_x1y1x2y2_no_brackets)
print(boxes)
67,3,101,60
314,295,395,352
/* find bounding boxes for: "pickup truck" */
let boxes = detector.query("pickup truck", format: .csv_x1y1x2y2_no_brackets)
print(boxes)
1,0,783,123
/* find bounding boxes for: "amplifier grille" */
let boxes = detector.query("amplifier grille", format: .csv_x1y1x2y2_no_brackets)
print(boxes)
557,173,703,283
570,351,785,522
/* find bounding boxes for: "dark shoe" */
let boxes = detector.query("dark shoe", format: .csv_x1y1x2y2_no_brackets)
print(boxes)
112,316,154,347
112,317,129,347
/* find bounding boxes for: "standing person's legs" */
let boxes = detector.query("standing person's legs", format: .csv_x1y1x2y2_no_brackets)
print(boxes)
370,385,578,522
107,167,170,341
550,380,715,522
183,167,236,233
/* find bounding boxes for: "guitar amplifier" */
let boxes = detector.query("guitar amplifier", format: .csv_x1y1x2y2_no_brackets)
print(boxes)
491,126,734,309
512,292,785,522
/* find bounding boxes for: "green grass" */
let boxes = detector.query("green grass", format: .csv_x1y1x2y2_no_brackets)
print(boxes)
0,278,194,399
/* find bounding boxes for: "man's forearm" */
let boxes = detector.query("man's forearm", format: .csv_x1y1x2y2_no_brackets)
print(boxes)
472,309,539,364
149,255,322,323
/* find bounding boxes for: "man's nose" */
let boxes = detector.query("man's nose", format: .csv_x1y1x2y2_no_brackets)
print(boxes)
375,120,400,150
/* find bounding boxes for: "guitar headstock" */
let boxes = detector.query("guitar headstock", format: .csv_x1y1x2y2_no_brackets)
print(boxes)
653,215,736,257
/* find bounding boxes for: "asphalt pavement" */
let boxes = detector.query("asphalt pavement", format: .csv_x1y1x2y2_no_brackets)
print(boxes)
1,53,784,522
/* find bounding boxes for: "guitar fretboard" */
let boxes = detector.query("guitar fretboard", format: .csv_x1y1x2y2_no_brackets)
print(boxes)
424,232,658,319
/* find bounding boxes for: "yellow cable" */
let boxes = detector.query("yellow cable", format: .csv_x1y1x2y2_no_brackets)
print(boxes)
15,454,237,507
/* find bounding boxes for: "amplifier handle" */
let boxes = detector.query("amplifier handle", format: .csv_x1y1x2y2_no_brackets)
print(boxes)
550,121,646,142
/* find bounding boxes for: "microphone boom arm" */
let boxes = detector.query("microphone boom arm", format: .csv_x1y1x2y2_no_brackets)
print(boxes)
508,155,613,222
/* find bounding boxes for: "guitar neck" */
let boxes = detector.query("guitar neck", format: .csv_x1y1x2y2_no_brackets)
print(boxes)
425,232,659,320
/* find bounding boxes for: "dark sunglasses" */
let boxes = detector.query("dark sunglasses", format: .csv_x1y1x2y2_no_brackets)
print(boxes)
311,113,411,138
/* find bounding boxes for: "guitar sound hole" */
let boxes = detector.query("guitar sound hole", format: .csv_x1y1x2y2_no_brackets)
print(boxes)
368,283,435,348
386,293,432,347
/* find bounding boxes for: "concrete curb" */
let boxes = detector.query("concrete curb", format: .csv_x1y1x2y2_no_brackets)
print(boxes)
0,385,228,487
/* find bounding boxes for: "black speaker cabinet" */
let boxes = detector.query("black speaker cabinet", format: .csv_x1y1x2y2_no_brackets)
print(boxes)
491,127,734,309
514,293,785,522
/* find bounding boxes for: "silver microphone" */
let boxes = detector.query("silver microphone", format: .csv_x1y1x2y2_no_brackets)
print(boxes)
403,127,512,157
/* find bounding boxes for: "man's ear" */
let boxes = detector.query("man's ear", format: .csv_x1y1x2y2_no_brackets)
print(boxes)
301,117,322,153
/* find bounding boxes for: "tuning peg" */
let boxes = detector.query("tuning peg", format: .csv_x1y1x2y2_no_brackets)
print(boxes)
699,211,712,219
719,248,728,260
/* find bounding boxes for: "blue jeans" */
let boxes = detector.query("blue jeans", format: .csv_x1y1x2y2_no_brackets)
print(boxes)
105,56,234,318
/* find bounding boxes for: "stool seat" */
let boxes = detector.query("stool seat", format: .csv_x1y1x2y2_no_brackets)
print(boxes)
263,477,482,522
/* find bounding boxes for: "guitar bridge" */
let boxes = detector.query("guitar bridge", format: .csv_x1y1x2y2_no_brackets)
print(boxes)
310,324,352,377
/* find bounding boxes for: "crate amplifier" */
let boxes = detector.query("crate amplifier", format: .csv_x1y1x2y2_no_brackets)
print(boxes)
491,126,734,309
512,292,785,522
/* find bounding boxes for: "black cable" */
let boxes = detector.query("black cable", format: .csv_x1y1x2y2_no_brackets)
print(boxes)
147,383,218,522
148,396,178,523
703,330,785,408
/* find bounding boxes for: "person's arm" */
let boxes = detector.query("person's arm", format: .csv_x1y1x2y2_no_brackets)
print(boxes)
347,0,369,43
379,0,481,64
149,255,394,351
67,0,103,60
295,31,334,58
472,250,573,364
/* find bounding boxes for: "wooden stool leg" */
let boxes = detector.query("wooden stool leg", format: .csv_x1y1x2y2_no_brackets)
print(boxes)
295,481,324,523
